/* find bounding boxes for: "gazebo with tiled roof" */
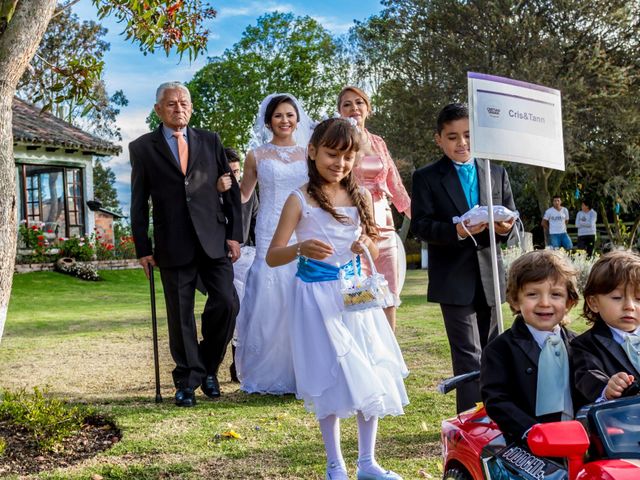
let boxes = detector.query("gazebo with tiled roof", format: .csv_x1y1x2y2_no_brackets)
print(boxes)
12,97,121,240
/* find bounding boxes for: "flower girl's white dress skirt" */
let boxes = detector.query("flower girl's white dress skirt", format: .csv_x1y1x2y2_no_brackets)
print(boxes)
289,189,409,420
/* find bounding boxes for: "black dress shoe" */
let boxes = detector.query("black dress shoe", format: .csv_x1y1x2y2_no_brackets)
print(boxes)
175,387,196,407
201,374,221,398
229,362,239,383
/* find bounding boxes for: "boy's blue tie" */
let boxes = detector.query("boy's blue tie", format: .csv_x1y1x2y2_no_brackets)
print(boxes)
536,333,573,419
623,334,640,373
456,162,478,208
458,162,473,177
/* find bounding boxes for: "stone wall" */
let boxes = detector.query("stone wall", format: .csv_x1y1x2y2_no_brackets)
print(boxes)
14,259,140,274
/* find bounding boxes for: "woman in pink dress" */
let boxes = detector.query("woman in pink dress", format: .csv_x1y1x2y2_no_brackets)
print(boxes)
338,86,411,331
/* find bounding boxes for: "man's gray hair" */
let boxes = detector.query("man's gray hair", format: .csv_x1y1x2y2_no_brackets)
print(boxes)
155,81,191,103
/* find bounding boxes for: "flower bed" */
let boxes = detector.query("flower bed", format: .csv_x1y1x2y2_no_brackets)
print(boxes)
14,259,141,274
17,222,137,264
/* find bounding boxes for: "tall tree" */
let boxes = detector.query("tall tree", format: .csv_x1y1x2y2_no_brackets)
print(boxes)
18,8,127,215
93,158,121,214
182,12,349,149
351,0,640,222
0,0,216,341
17,7,128,140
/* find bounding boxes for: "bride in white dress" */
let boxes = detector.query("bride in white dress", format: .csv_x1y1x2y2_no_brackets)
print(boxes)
234,93,314,394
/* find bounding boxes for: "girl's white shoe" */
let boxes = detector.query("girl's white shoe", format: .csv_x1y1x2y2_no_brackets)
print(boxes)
326,461,349,480
356,469,403,480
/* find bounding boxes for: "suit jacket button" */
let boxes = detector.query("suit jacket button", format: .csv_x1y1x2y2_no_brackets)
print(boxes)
526,367,534,374
184,180,189,186
186,196,191,202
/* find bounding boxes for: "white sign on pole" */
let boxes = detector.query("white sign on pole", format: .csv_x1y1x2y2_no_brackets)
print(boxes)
468,72,565,171
467,72,565,333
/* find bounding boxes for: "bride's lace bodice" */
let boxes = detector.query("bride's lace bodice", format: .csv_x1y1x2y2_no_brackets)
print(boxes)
254,143,308,258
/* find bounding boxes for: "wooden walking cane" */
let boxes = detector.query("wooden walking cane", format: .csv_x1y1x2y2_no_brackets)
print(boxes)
148,265,163,403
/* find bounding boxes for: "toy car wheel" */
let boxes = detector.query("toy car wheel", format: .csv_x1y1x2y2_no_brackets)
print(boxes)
443,467,471,480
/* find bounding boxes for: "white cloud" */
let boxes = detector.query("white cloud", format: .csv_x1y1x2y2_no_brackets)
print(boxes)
310,15,356,34
217,6,252,17
114,181,131,218
218,3,354,35
105,59,207,100
218,2,296,18
100,107,152,214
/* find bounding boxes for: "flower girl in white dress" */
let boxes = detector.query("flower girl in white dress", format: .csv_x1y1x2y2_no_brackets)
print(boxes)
266,118,409,480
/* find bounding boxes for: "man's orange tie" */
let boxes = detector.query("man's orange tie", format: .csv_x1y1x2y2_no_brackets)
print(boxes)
173,131,188,174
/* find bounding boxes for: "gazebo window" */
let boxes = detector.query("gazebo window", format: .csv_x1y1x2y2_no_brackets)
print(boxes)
25,174,41,223
66,168,84,237
19,164,85,238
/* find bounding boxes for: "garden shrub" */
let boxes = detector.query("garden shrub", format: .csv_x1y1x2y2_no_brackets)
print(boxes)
503,246,599,293
58,237,94,261
17,222,137,264
115,235,137,259
0,387,89,452
17,222,53,263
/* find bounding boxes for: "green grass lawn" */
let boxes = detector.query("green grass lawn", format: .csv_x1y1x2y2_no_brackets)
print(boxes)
0,269,589,479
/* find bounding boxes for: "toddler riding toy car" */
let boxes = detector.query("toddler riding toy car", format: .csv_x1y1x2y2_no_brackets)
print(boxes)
439,372,640,480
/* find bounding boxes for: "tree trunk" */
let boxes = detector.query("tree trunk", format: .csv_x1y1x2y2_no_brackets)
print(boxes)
628,215,640,249
533,167,552,216
598,202,613,247
613,210,622,246
0,0,57,341
532,167,553,244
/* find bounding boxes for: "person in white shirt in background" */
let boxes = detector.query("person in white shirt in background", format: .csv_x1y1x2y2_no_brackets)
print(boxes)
542,195,572,250
575,199,597,256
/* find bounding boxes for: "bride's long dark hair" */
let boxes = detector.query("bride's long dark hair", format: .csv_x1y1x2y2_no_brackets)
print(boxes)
306,118,378,240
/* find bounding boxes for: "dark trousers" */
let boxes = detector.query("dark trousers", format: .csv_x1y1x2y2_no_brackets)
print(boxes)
577,234,596,256
440,285,497,413
160,247,238,389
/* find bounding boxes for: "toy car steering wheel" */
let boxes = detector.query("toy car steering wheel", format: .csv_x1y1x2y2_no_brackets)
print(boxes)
621,380,640,397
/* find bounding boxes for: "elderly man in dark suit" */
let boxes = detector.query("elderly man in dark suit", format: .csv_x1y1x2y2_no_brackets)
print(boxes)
130,81,242,407
411,103,516,413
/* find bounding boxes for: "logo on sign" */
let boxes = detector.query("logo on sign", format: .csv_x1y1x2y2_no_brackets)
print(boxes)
486,106,500,118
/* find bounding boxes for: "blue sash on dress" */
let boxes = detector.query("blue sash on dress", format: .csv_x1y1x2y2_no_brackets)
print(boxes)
296,256,360,283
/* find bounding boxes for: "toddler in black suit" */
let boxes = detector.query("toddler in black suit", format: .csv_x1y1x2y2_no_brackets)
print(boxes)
480,250,582,442
572,250,640,406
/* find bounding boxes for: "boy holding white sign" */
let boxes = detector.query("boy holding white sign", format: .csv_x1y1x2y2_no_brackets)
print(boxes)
411,103,516,413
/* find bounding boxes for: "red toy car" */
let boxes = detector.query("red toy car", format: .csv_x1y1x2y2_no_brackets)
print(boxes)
440,373,640,480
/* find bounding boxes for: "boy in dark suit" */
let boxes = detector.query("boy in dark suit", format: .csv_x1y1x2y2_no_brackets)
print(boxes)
480,250,583,442
411,103,516,412
572,250,640,405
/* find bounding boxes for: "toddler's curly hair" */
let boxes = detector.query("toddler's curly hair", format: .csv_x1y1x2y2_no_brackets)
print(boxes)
506,250,579,315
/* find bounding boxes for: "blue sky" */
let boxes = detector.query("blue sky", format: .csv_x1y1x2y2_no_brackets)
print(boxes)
72,0,385,216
